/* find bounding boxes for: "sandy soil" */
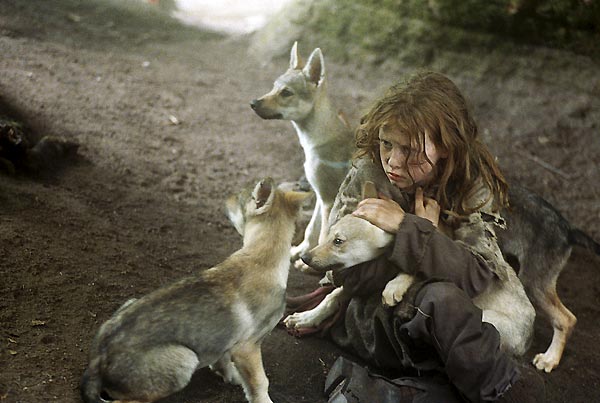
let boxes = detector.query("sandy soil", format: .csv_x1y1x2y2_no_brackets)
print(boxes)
1,1,599,402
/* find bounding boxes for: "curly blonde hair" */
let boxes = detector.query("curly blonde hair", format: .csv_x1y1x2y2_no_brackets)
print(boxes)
355,71,508,215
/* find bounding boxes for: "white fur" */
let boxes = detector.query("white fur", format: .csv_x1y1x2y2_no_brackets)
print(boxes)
232,301,256,338
382,274,415,307
284,286,344,329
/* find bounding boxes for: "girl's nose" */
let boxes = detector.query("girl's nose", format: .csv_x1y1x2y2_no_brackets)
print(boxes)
387,148,406,169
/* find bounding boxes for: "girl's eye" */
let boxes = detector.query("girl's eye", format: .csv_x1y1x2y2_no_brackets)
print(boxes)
380,140,392,149
333,238,344,246
280,89,294,97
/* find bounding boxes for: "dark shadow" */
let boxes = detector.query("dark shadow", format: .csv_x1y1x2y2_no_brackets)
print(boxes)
0,95,84,179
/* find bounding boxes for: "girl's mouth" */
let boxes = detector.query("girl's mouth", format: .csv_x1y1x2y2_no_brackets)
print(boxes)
387,172,403,181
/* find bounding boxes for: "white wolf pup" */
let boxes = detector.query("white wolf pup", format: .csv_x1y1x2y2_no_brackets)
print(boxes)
251,42,354,271
81,178,309,403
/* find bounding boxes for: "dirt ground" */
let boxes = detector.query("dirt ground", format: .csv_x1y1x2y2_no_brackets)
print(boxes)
1,1,599,402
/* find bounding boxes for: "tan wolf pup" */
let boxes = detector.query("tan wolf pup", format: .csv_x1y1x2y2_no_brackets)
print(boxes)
250,42,354,271
81,178,309,403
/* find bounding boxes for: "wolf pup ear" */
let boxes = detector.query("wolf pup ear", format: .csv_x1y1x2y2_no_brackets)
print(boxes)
289,41,304,70
303,48,325,86
252,178,275,213
361,181,378,200
225,185,254,235
284,190,312,210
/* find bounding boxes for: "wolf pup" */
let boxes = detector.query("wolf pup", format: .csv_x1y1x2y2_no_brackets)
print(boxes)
250,42,354,271
496,184,600,371
286,184,535,358
81,178,309,403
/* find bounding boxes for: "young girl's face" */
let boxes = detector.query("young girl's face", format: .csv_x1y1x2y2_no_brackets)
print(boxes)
379,122,446,191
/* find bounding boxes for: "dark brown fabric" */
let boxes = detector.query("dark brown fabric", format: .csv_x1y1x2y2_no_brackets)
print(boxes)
389,214,496,298
402,282,519,403
331,254,399,296
329,282,519,403
324,356,463,403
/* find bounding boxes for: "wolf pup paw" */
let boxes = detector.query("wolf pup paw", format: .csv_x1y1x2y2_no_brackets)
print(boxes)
532,352,560,373
382,274,415,307
293,258,320,274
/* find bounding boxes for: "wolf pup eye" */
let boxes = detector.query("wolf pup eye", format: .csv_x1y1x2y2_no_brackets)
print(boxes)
333,237,344,246
280,88,294,98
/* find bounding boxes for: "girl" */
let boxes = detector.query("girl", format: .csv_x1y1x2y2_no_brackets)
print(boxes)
290,71,540,402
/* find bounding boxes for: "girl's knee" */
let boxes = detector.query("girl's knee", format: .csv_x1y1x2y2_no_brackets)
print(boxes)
418,281,462,301
416,282,474,315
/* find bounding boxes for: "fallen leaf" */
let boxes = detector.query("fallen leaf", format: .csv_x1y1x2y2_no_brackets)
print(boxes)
168,115,180,125
537,136,550,144
67,13,81,22
31,320,46,327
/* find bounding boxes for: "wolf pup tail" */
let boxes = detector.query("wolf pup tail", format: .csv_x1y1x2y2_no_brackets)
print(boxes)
569,229,600,256
81,365,112,403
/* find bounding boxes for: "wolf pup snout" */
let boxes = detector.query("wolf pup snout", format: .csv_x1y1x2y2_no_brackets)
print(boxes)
250,98,282,120
300,252,313,268
81,178,310,403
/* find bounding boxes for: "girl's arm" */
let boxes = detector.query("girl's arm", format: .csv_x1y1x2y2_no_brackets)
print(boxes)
388,213,496,298
354,192,501,298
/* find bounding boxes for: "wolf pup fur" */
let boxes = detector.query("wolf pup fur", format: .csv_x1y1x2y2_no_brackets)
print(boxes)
250,42,354,271
81,178,309,403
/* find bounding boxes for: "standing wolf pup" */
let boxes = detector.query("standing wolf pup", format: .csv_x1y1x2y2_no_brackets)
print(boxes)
81,178,309,403
251,42,354,271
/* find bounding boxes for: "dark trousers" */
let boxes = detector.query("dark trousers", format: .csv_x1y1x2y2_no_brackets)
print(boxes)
330,281,519,403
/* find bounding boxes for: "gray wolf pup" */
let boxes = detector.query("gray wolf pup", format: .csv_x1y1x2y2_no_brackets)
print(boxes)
250,42,354,271
497,184,600,371
81,178,309,403
285,185,535,357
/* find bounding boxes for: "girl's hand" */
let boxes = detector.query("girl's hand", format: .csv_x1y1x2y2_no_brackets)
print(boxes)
415,187,440,227
352,193,405,233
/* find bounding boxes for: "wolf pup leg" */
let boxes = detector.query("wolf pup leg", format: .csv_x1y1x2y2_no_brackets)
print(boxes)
81,345,199,403
210,352,242,385
231,342,273,403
